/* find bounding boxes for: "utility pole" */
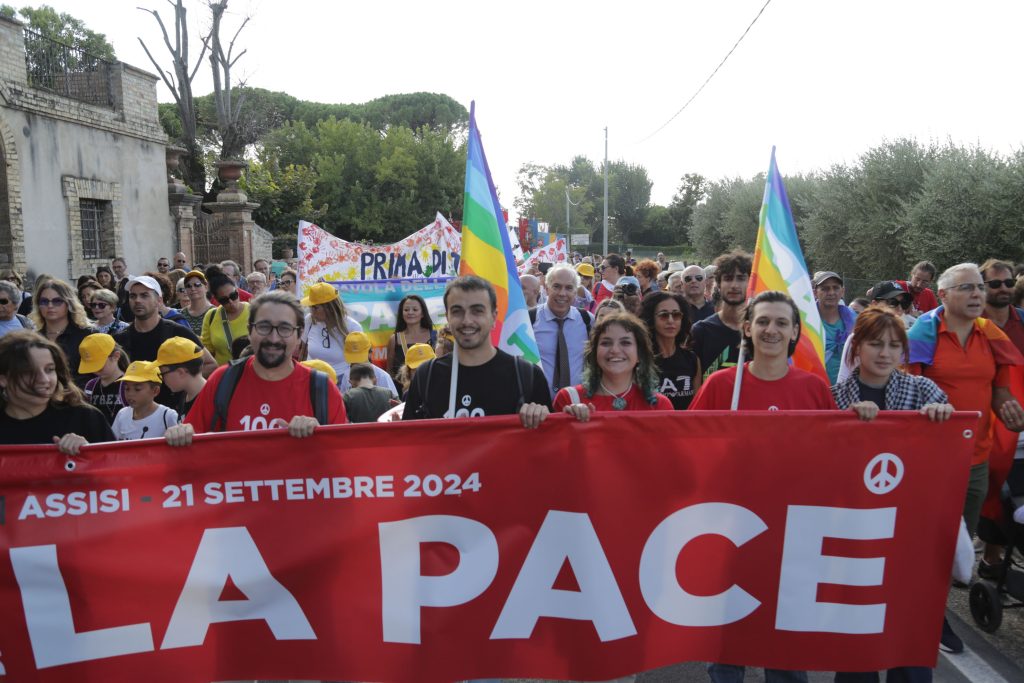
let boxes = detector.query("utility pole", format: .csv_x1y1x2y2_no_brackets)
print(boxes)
602,126,609,255
565,188,570,235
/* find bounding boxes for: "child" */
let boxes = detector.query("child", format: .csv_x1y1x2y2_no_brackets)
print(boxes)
343,363,395,423
111,361,179,440
156,337,208,421
394,343,435,400
301,359,339,385
78,333,129,424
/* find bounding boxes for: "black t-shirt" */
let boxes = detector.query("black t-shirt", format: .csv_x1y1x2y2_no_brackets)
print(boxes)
0,403,115,446
685,300,716,324
857,380,887,410
691,314,741,381
115,319,202,407
86,379,125,424
655,347,701,410
53,324,93,388
344,386,395,423
403,349,551,420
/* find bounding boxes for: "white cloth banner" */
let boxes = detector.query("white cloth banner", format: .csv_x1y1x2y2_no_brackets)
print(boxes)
517,238,568,274
298,213,461,285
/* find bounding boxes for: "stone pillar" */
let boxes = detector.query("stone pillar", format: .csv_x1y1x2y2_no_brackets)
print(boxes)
166,146,203,264
204,160,260,273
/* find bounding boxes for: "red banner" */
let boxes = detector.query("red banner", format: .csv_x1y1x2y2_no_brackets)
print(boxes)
0,412,976,682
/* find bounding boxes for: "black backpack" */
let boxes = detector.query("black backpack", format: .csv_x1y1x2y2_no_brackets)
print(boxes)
210,359,330,432
410,355,534,419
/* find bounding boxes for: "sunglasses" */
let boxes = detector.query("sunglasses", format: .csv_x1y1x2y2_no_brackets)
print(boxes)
656,310,684,320
617,284,639,296
185,281,205,289
38,297,66,308
280,279,295,286
882,298,910,308
89,301,109,309
216,290,239,305
683,274,704,283
987,279,1015,290
0,298,10,306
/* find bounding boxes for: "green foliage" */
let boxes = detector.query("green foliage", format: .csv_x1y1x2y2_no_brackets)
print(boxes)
9,4,116,60
248,116,465,241
686,138,1024,278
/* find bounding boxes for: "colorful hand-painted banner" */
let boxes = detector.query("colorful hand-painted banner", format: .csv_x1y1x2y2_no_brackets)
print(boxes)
0,412,975,682
460,102,540,363
331,278,449,365
748,147,826,380
297,213,461,287
518,238,569,274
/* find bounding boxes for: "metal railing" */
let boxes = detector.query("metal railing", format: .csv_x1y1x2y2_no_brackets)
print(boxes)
22,27,114,108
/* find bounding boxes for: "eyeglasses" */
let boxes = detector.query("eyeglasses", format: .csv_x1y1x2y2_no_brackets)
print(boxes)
89,302,109,310
683,275,704,283
38,297,66,308
951,283,986,293
656,310,684,320
216,290,240,306
617,284,639,296
881,298,910,308
0,298,10,306
280,279,295,286
250,321,298,338
185,281,205,289
321,326,331,348
987,279,1015,290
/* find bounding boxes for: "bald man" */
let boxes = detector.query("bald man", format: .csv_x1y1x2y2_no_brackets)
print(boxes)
681,265,715,322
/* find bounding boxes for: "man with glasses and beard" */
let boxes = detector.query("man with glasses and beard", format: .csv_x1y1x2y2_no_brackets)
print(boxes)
114,276,216,407
679,264,714,322
164,291,347,445
691,251,752,381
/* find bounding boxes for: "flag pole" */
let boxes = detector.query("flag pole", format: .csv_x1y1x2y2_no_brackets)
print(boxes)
446,343,459,418
729,343,746,411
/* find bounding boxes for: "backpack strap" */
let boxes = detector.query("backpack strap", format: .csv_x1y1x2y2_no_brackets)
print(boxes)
308,369,330,425
512,356,534,411
578,308,592,334
16,314,32,329
210,359,248,432
219,307,234,348
84,377,99,398
409,357,437,419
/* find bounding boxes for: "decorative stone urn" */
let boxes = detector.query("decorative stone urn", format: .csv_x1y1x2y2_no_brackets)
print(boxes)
165,146,188,194
215,159,248,202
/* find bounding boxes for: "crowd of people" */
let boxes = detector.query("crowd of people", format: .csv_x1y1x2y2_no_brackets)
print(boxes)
2,245,1024,682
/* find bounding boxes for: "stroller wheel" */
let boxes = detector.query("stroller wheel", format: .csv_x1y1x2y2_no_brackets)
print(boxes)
969,581,1003,633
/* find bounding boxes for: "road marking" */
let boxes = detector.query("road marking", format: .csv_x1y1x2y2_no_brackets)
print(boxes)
941,645,1012,683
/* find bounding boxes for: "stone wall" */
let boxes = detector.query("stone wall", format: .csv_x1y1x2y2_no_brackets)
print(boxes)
0,15,172,279
253,223,274,265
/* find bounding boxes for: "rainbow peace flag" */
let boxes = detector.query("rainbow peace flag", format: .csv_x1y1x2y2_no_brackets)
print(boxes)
748,147,827,380
460,102,540,363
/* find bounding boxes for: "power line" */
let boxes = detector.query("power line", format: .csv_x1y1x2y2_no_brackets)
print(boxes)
638,0,774,143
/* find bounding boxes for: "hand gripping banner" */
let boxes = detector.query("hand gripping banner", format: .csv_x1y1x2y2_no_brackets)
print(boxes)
0,412,976,682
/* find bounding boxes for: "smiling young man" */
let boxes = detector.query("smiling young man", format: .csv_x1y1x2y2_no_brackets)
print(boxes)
691,290,836,411
403,275,550,426
164,291,347,445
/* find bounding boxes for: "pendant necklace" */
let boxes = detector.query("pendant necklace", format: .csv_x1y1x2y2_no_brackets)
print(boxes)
600,381,633,410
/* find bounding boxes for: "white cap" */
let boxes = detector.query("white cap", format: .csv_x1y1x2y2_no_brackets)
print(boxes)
126,275,162,296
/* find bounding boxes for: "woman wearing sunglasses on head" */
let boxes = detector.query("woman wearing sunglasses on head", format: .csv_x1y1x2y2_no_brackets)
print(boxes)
201,274,251,365
641,292,702,410
30,278,94,387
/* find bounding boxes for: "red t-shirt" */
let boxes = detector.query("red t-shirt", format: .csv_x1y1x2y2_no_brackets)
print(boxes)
553,384,673,412
185,358,346,433
990,307,1024,356
896,280,938,314
689,364,836,411
592,280,615,306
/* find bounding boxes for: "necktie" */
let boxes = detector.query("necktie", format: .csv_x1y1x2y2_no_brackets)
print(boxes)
554,316,570,390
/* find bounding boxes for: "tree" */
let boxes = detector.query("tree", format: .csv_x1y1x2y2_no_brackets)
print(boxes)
2,5,116,60
668,173,708,243
206,0,250,161
606,161,652,247
138,0,209,193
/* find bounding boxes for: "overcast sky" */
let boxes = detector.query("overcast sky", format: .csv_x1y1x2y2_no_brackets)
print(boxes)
28,0,1024,219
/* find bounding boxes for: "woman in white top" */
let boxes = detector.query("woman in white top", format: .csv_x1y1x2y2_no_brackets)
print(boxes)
299,282,362,377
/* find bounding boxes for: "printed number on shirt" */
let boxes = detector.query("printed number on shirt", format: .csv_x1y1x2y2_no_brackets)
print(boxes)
238,415,289,431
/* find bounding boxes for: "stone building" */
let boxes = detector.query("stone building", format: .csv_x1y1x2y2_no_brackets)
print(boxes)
0,15,172,281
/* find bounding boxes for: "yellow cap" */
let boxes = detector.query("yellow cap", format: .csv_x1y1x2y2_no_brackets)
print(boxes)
183,269,207,284
301,359,338,384
118,360,162,384
576,263,595,278
79,333,115,374
343,330,372,363
405,343,435,370
300,282,339,307
156,336,204,367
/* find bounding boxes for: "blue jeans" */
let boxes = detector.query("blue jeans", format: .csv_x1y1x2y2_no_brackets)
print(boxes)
707,664,808,683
